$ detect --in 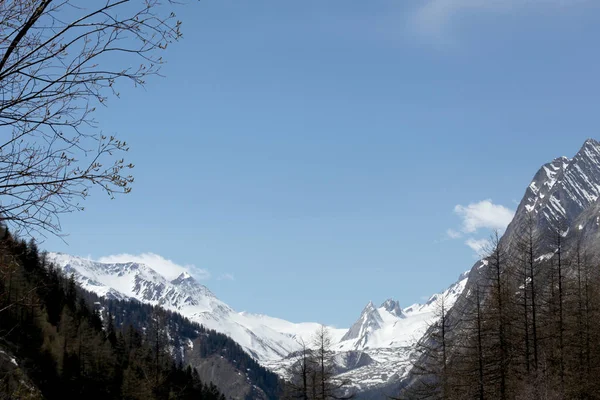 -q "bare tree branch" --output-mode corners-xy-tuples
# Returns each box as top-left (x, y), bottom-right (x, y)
(0, 0), (184, 238)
